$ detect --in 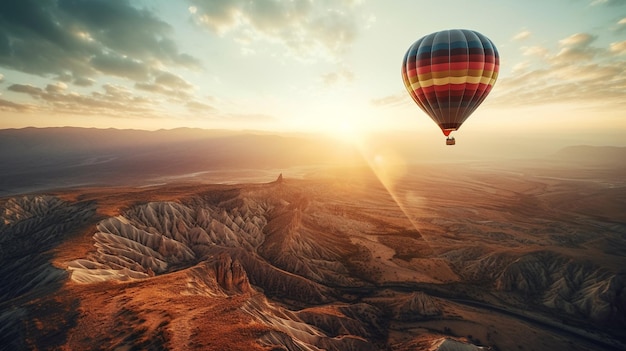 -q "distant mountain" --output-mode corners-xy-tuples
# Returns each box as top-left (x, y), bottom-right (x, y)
(0, 127), (350, 163)
(2, 127), (624, 196)
(551, 145), (626, 166)
(0, 127), (361, 195)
